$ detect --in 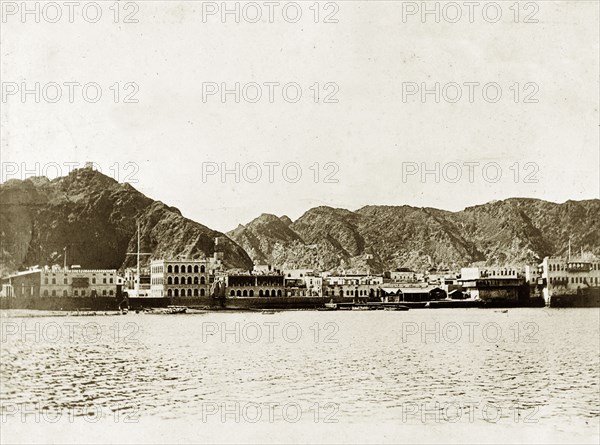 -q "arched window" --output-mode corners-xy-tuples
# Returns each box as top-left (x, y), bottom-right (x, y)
(168, 277), (172, 284)
(230, 290), (235, 296)
(174, 277), (179, 285)
(44, 278), (49, 284)
(194, 277), (199, 284)
(52, 278), (56, 284)
(174, 265), (179, 273)
(200, 277), (205, 284)
(249, 290), (254, 297)
(187, 265), (192, 273)
(187, 277), (192, 284)
(194, 265), (199, 273)
(200, 265), (205, 273)
(194, 289), (199, 296)
(168, 289), (172, 297)
(103, 290), (107, 295)
(236, 290), (242, 297)
(168, 265), (172, 273)
(174, 289), (179, 297)
(243, 290), (248, 297)
(51, 290), (56, 296)
(200, 289), (205, 296)
(187, 289), (192, 296)
(259, 290), (263, 297)
(277, 290), (282, 297)
(63, 290), (68, 297)
(264, 290), (270, 297)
